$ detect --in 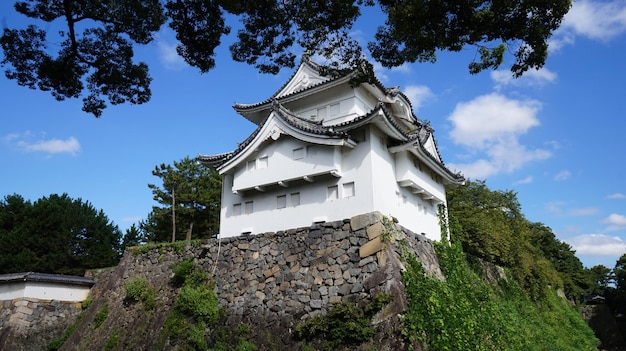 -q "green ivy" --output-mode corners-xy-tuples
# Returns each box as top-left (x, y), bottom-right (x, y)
(401, 241), (600, 351)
